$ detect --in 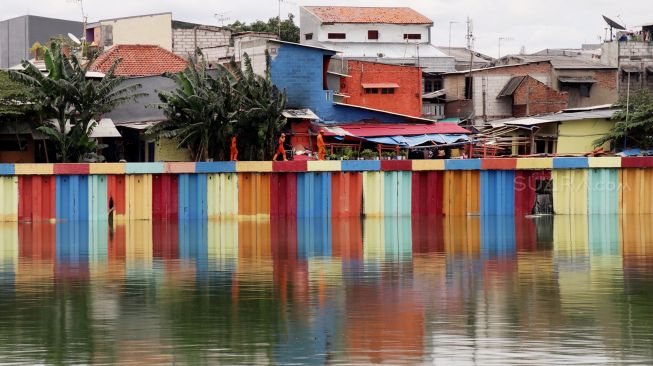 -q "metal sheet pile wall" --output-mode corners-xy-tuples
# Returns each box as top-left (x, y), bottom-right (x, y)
(1, 158), (653, 221)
